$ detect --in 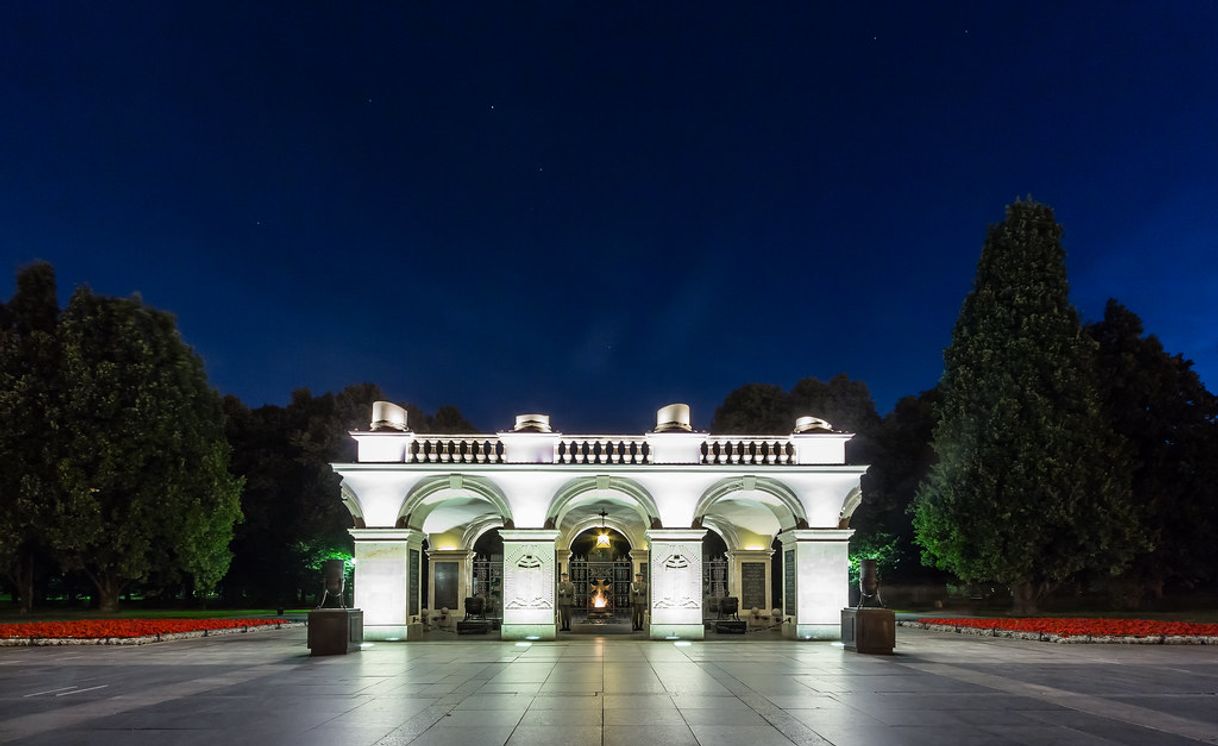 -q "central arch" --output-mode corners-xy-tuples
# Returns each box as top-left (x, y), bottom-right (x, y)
(557, 513), (646, 552)
(545, 475), (661, 529)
